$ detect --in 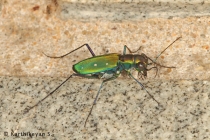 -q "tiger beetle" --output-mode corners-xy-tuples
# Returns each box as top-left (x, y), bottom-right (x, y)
(25, 37), (181, 127)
